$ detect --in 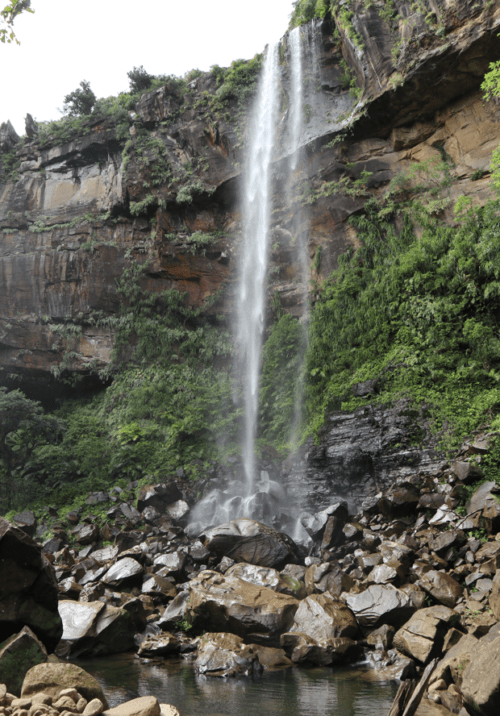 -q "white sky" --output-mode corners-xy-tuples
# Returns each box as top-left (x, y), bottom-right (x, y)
(1, 0), (295, 135)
